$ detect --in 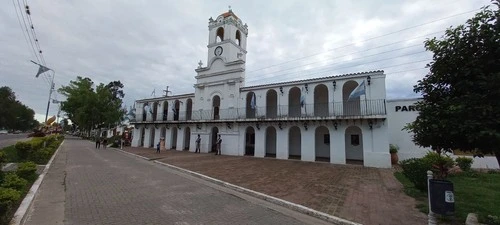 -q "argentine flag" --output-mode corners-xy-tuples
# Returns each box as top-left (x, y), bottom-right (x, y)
(347, 81), (366, 101)
(171, 104), (177, 115)
(300, 93), (306, 108)
(250, 93), (256, 110)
